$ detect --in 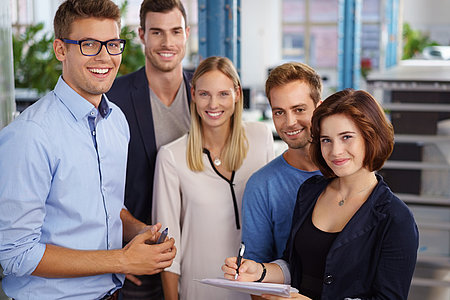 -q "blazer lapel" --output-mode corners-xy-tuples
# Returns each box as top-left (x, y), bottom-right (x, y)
(130, 67), (157, 162)
(329, 177), (389, 251)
